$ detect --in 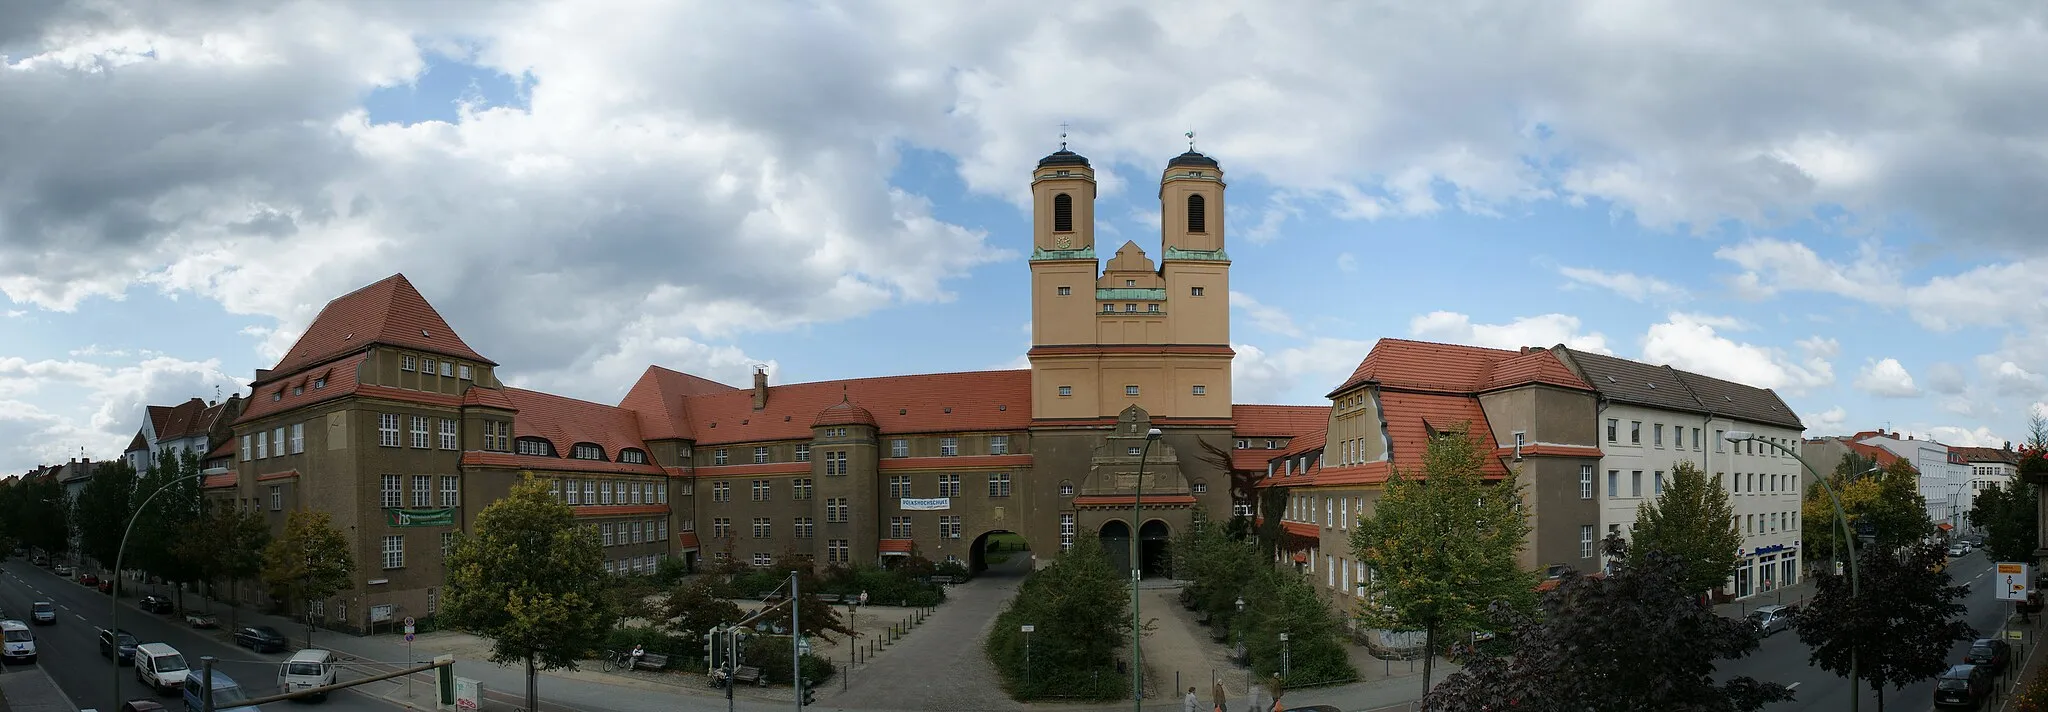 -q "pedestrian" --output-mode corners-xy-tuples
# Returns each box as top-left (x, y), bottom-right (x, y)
(1211, 680), (1228, 712)
(1245, 678), (1273, 712)
(1267, 672), (1286, 712)
(1184, 686), (1199, 712)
